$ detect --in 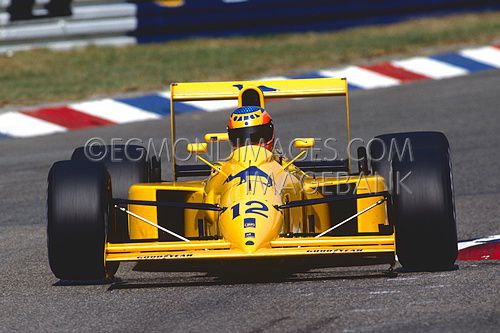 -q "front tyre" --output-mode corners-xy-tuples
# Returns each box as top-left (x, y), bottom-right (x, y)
(47, 160), (115, 281)
(370, 132), (457, 271)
